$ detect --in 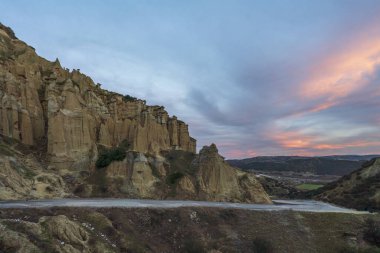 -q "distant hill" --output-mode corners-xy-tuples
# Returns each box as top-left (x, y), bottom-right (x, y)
(312, 158), (380, 211)
(227, 155), (380, 176)
(321, 155), (380, 161)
